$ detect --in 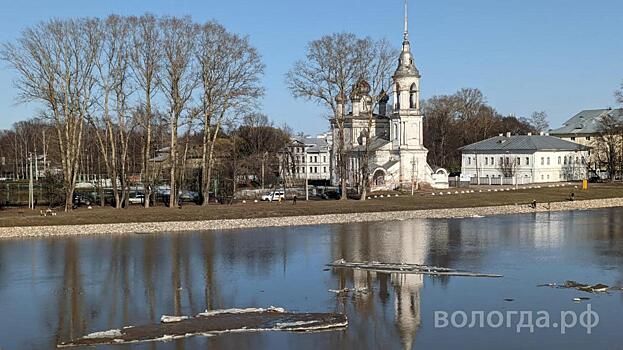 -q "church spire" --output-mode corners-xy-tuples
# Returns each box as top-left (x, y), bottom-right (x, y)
(394, 0), (420, 79)
(404, 0), (409, 41)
